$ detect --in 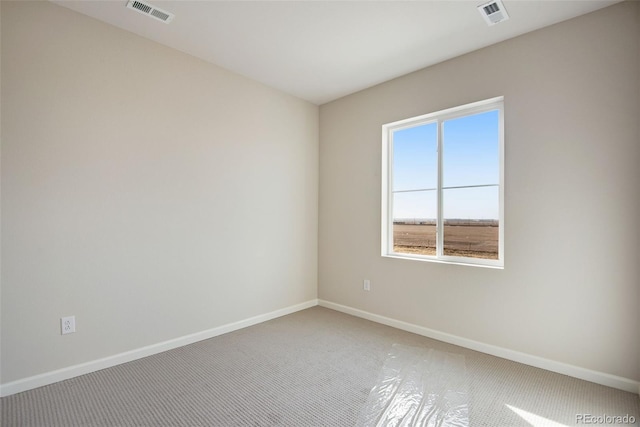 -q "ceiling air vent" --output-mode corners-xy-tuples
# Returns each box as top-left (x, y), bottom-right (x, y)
(477, 0), (509, 26)
(126, 0), (174, 24)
